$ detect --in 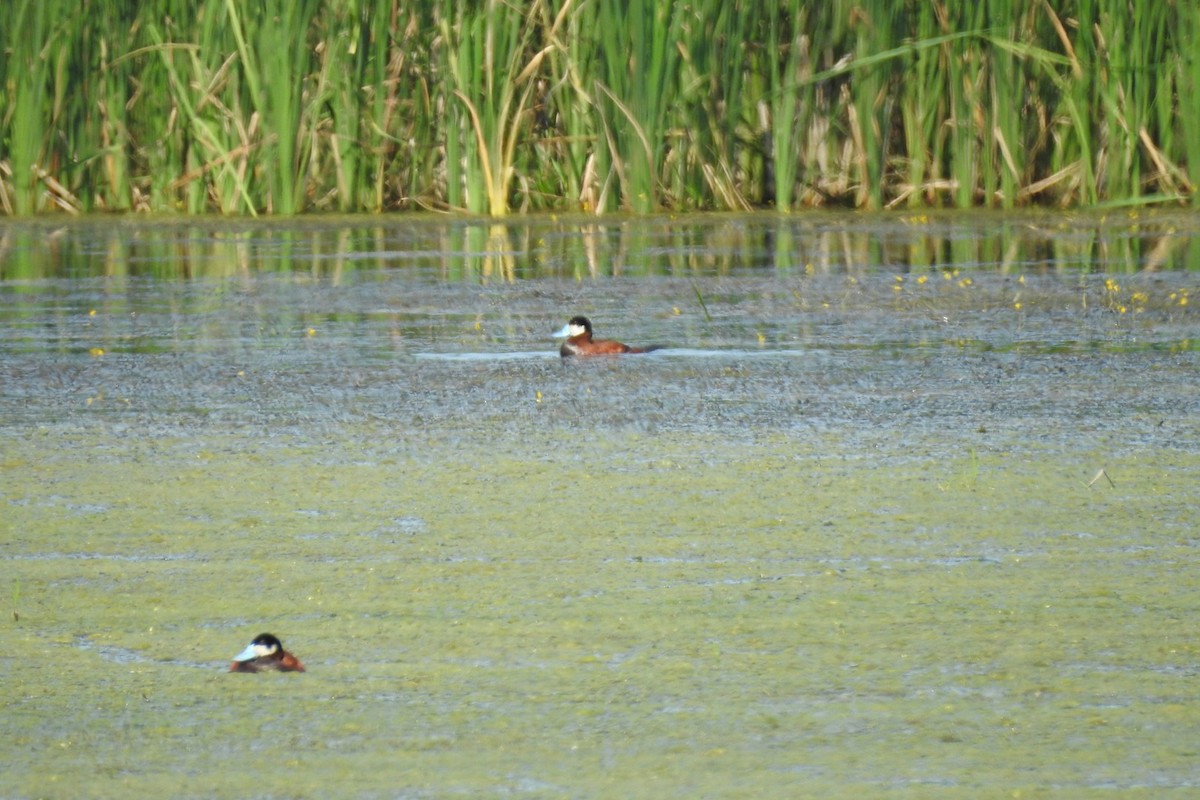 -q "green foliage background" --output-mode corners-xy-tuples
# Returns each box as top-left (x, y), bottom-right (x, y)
(2, 0), (1196, 215)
